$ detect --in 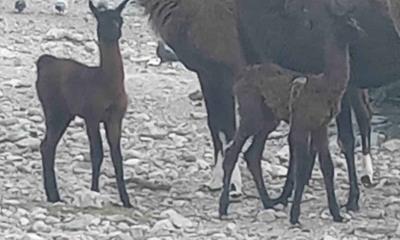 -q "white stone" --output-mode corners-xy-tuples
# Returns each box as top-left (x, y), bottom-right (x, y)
(276, 145), (290, 161)
(168, 133), (188, 148)
(256, 209), (276, 223)
(323, 235), (338, 240)
(130, 225), (150, 237)
(125, 158), (141, 166)
(147, 58), (161, 66)
(15, 137), (41, 150)
(31, 206), (48, 220)
(32, 220), (52, 233)
(382, 139), (400, 152)
(2, 209), (14, 217)
(160, 209), (193, 229)
(150, 219), (175, 233)
(267, 163), (288, 177)
(20, 217), (30, 226)
(2, 79), (30, 88)
(73, 188), (109, 208)
(21, 233), (45, 240)
(44, 28), (84, 42)
(125, 149), (145, 159)
(44, 216), (60, 224)
(190, 111), (207, 120)
(197, 159), (209, 170)
(226, 222), (236, 233)
(211, 233), (227, 240)
(64, 217), (91, 231)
